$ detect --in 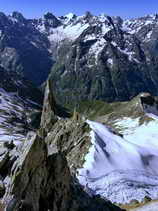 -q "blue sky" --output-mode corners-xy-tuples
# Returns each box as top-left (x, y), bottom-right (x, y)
(0, 0), (158, 19)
